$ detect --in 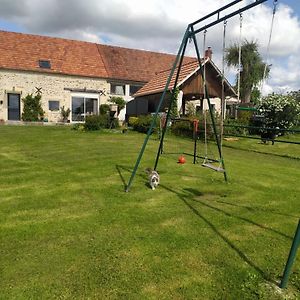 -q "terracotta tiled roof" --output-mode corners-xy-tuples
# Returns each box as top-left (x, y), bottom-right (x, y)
(0, 31), (108, 78)
(134, 60), (204, 97)
(0, 30), (195, 82)
(98, 44), (196, 83)
(134, 59), (236, 97)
